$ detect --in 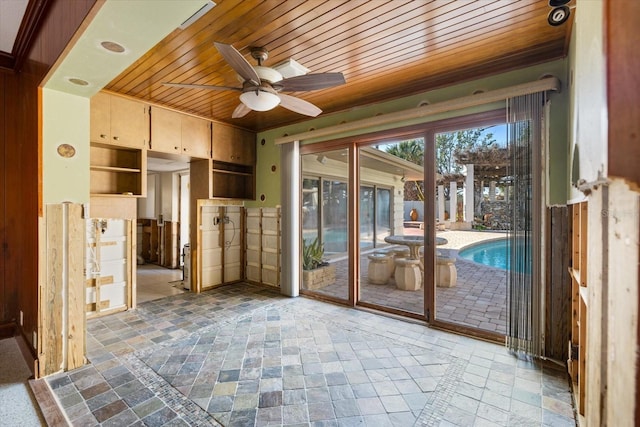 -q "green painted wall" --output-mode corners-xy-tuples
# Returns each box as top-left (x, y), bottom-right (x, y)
(42, 89), (90, 204)
(249, 59), (569, 208)
(567, 0), (607, 202)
